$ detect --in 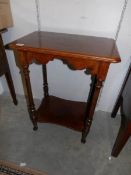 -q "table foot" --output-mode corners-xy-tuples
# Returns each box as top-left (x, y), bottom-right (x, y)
(31, 117), (38, 131)
(33, 126), (38, 131)
(81, 137), (86, 144)
(81, 119), (92, 143)
(13, 98), (18, 105)
(28, 110), (38, 131)
(81, 129), (89, 143)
